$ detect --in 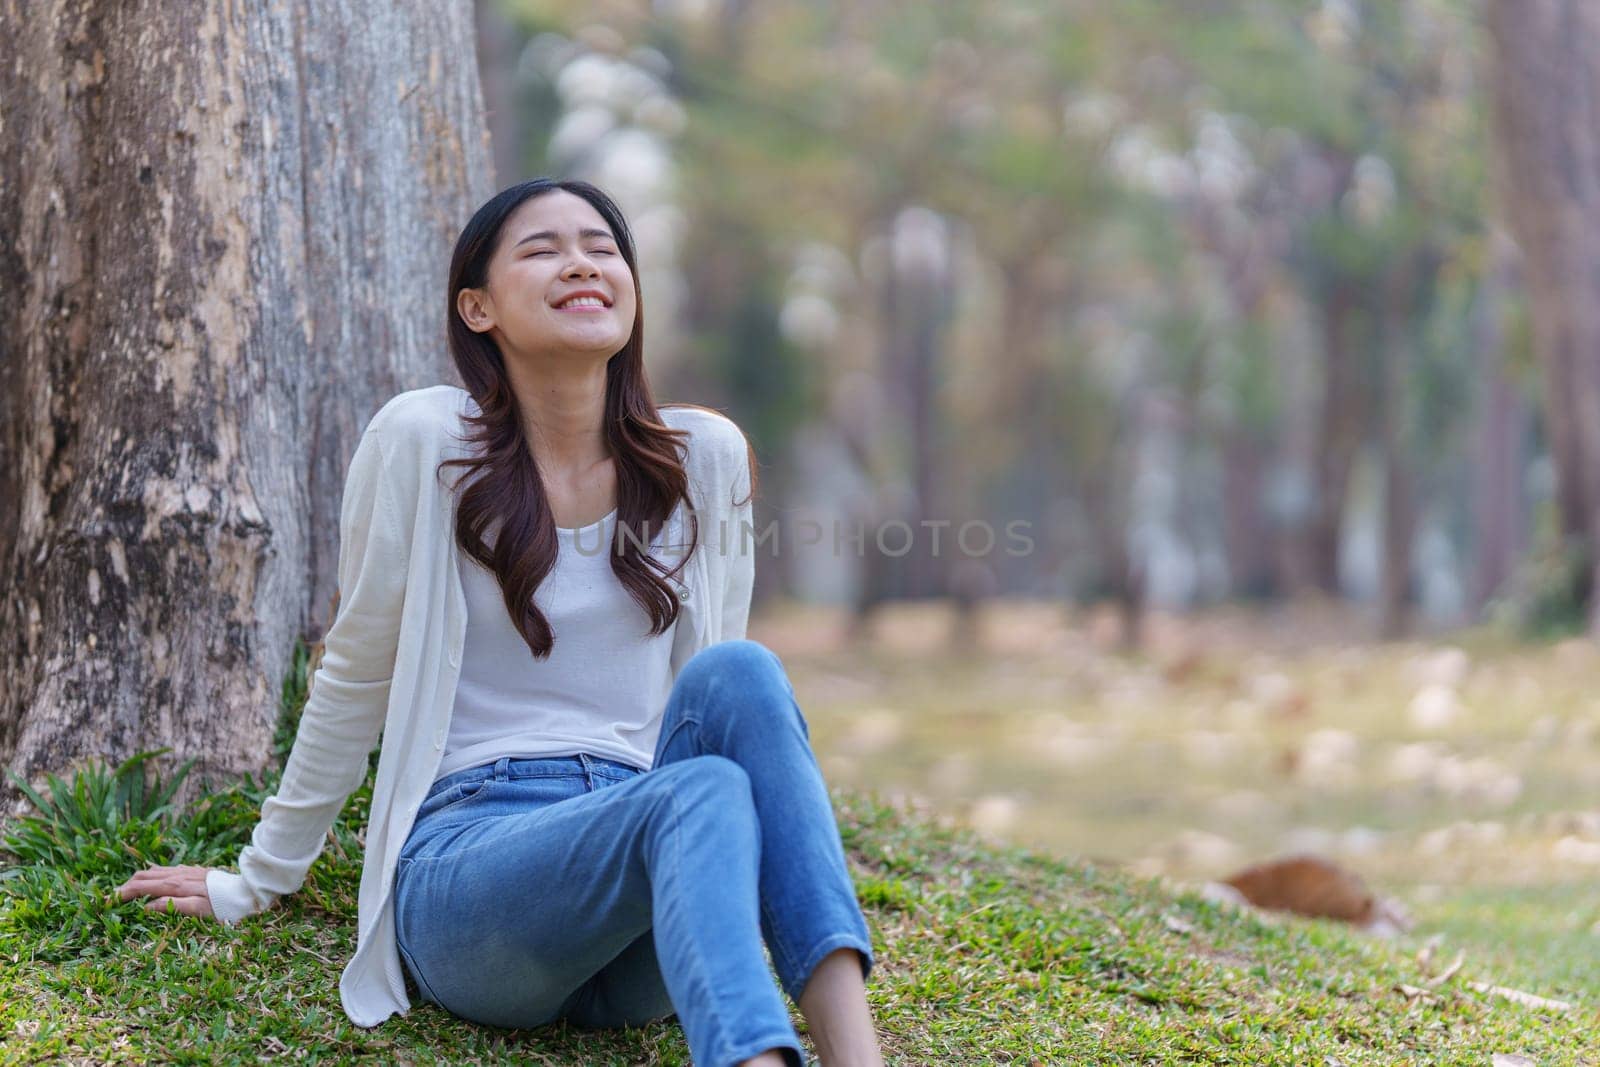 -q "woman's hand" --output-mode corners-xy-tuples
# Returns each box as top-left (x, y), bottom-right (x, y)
(115, 864), (217, 919)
